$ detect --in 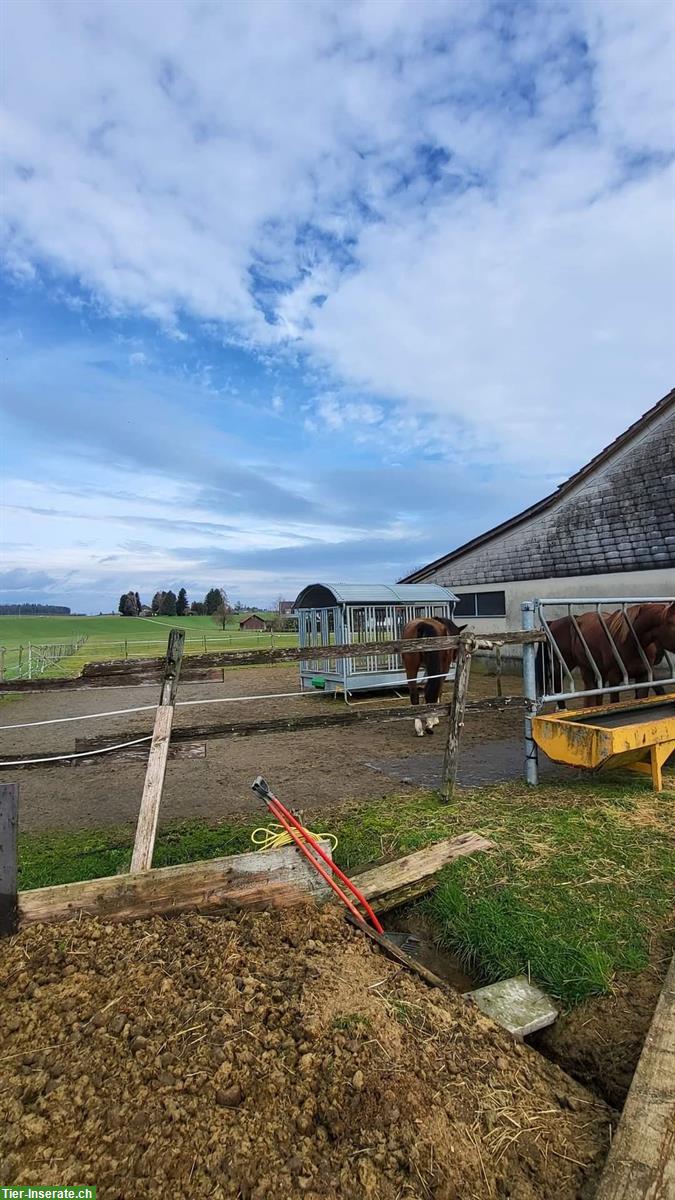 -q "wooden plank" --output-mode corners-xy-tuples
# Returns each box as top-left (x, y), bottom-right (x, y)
(130, 631), (184, 873)
(0, 630), (542, 693)
(442, 635), (475, 802)
(18, 842), (332, 926)
(352, 832), (495, 914)
(73, 741), (206, 764)
(130, 707), (174, 872)
(76, 628), (540, 671)
(594, 954), (675, 1200)
(0, 666), (223, 694)
(0, 782), (19, 935)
